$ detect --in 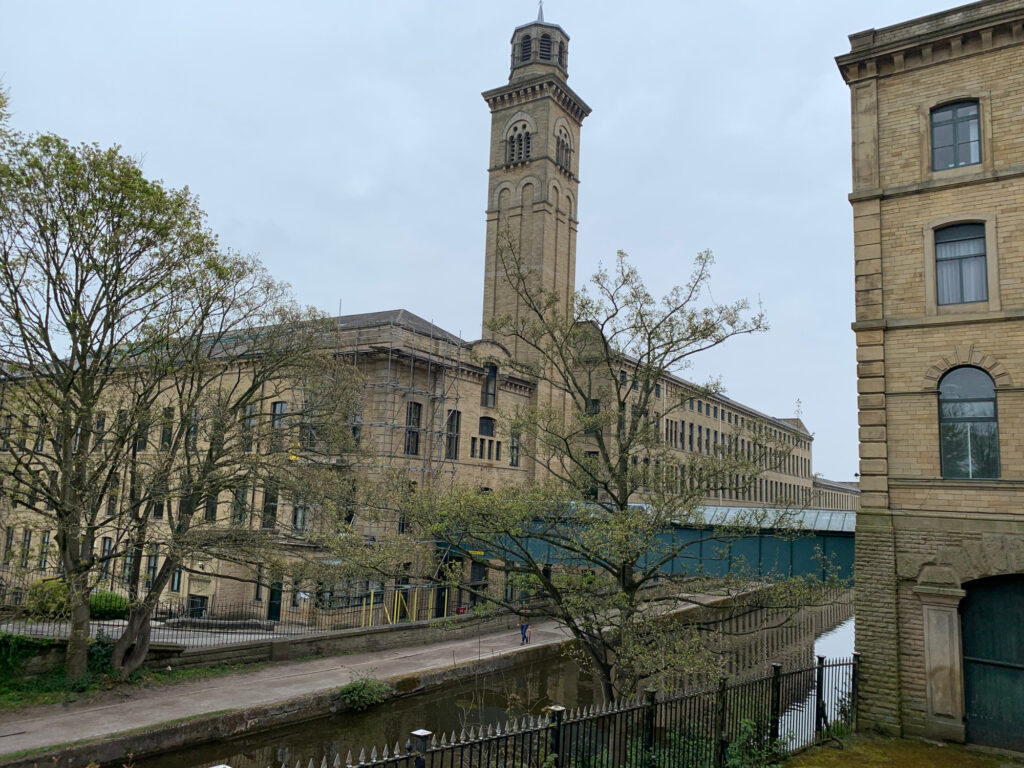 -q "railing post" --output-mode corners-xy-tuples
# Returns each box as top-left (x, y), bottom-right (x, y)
(410, 728), (432, 768)
(769, 662), (782, 742)
(643, 688), (658, 768)
(851, 652), (860, 732)
(714, 676), (728, 768)
(814, 655), (826, 741)
(545, 704), (566, 767)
